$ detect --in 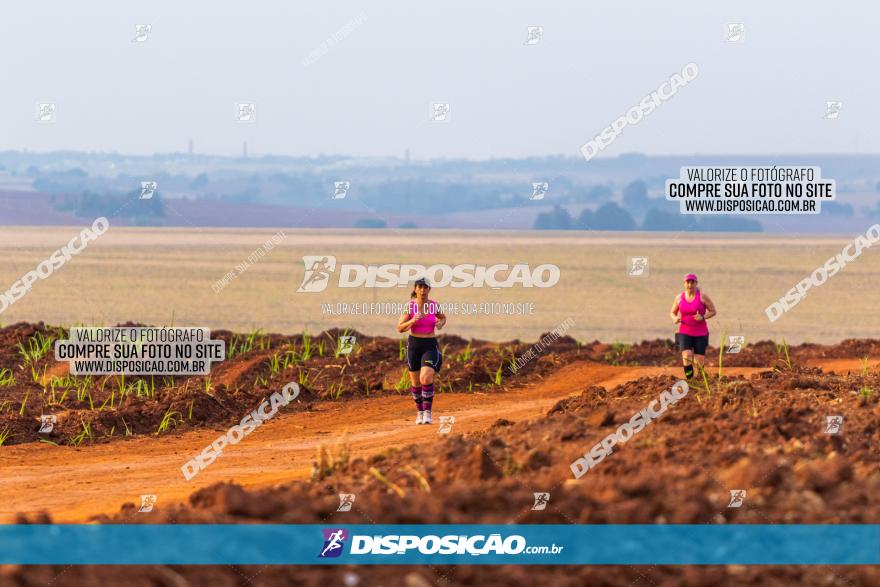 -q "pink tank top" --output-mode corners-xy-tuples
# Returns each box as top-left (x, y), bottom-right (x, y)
(678, 289), (708, 336)
(408, 299), (438, 334)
